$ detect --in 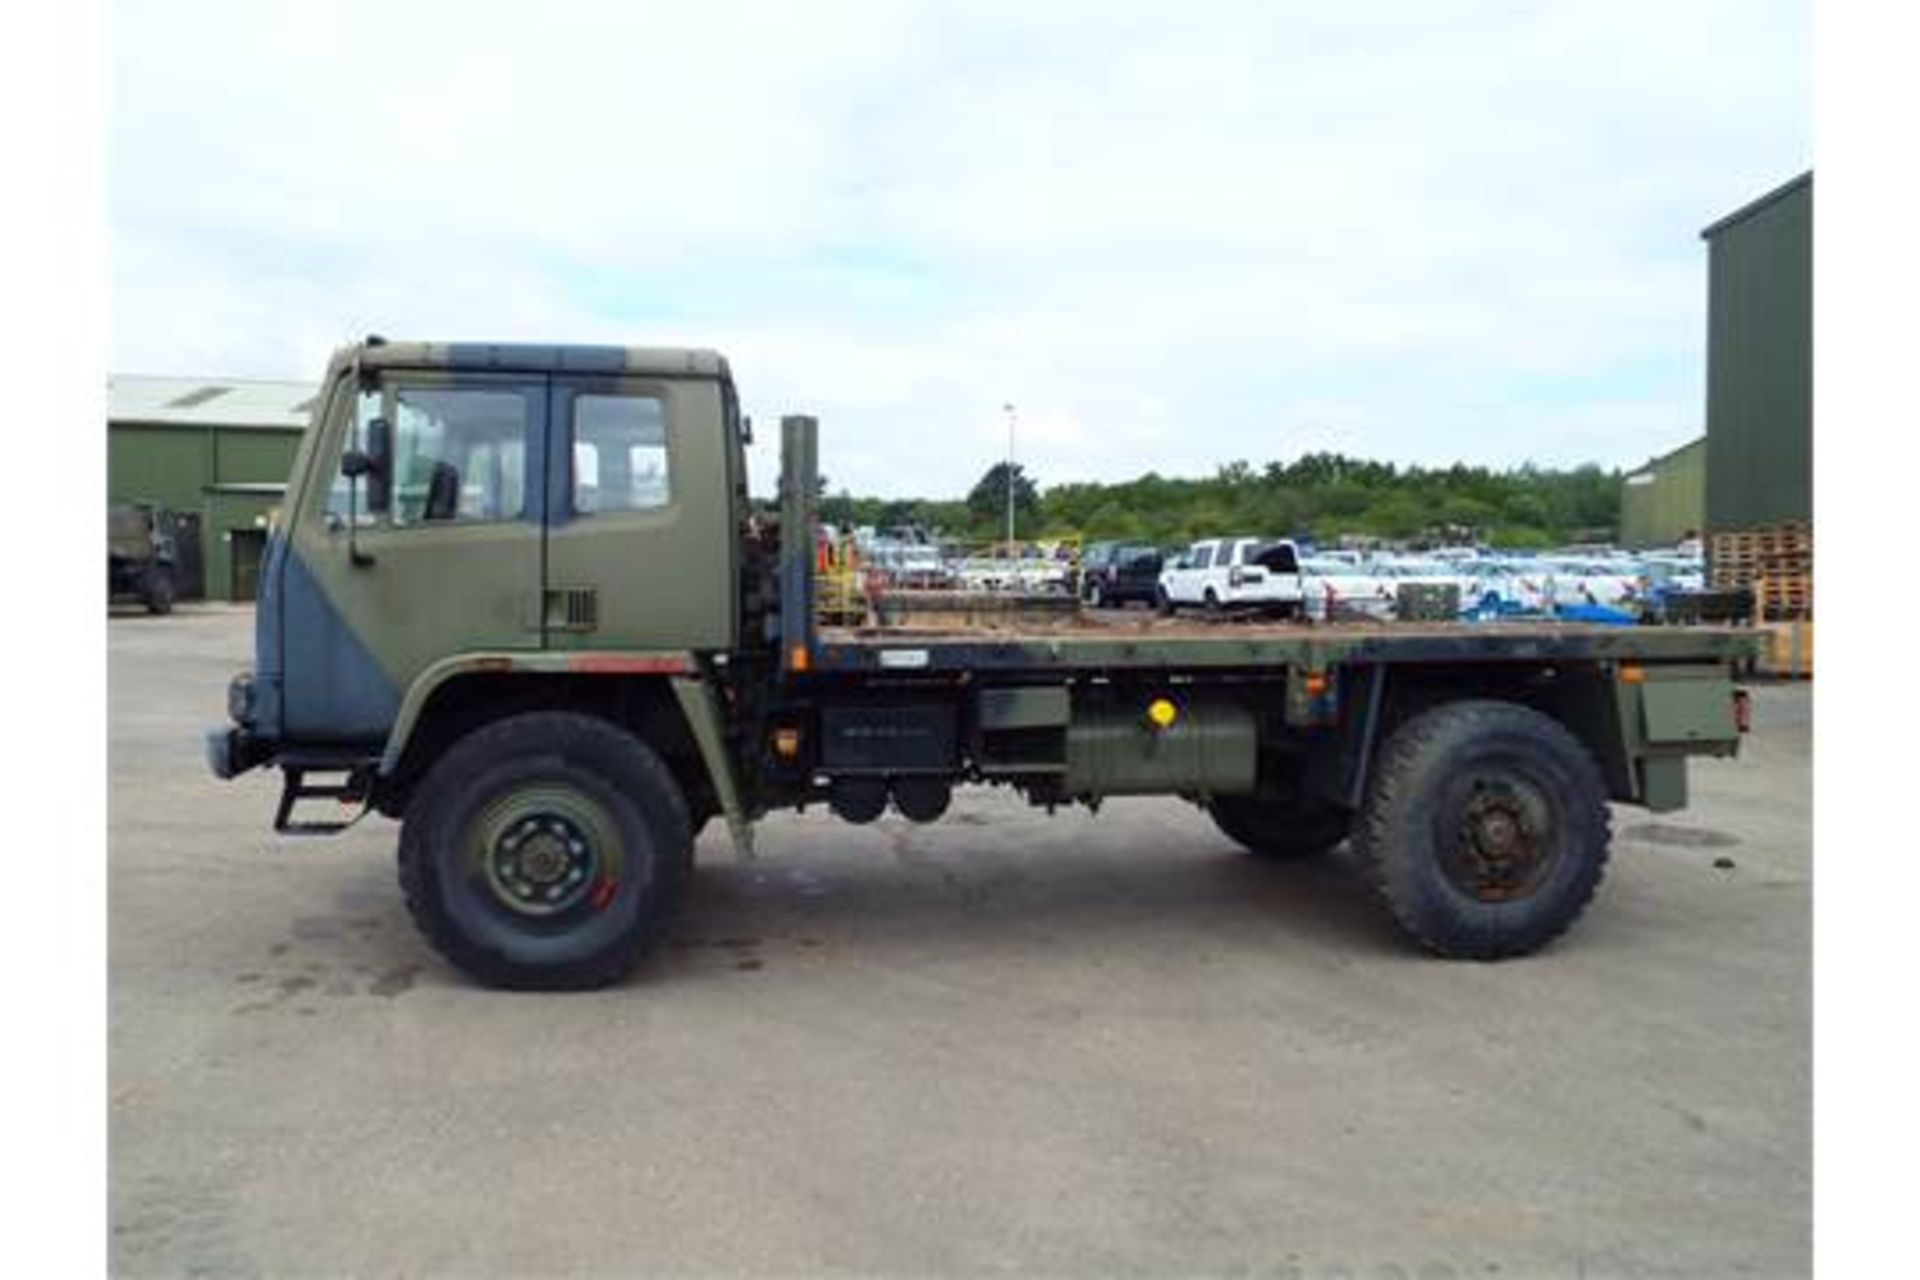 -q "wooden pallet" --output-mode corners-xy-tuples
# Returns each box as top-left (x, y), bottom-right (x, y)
(1710, 523), (1813, 617)
(1753, 574), (1812, 621)
(1753, 619), (1814, 679)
